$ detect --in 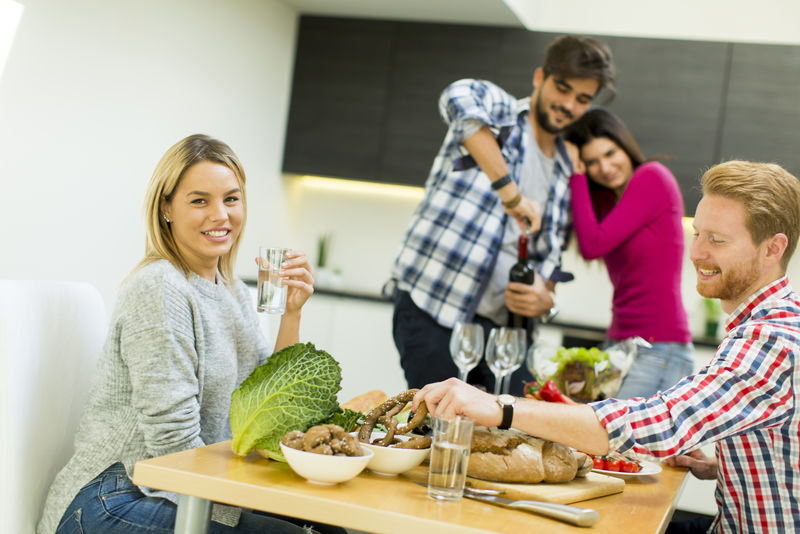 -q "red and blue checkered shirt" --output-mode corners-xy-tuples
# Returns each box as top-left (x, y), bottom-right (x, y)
(593, 276), (800, 533)
(391, 79), (573, 328)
